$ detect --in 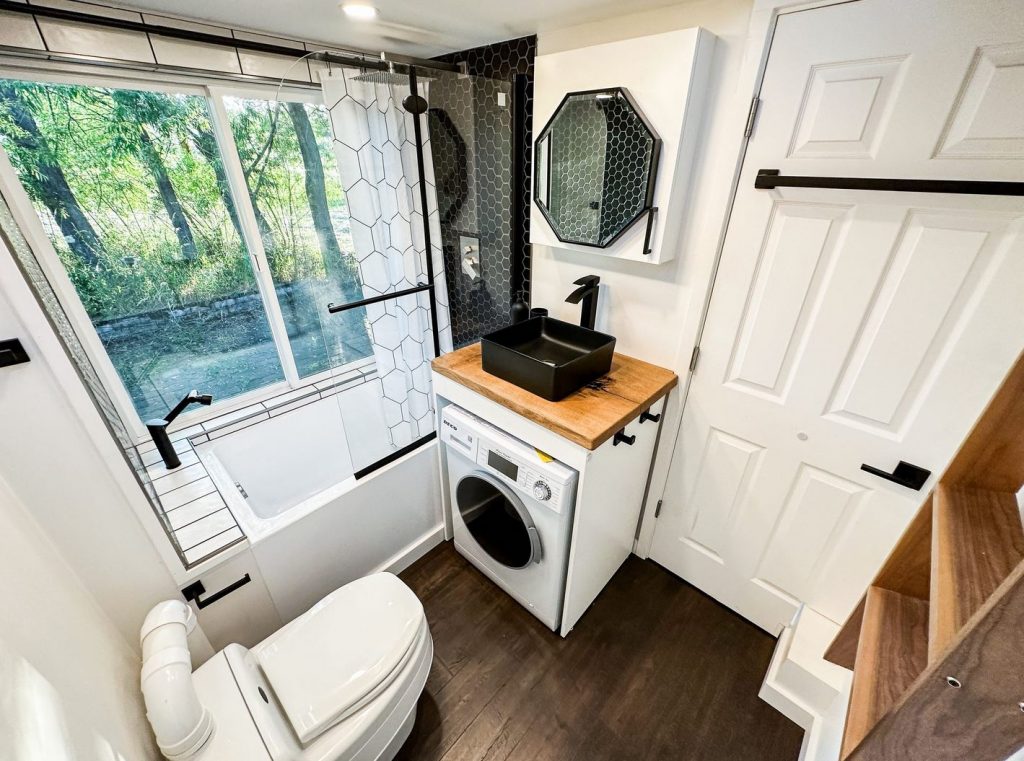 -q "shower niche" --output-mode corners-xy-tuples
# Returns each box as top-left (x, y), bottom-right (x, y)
(534, 88), (661, 250)
(530, 28), (715, 265)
